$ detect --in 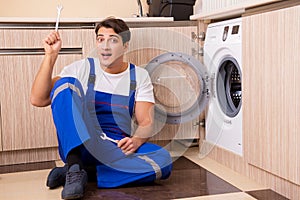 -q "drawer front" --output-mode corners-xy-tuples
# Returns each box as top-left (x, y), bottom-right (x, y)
(0, 29), (82, 48)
